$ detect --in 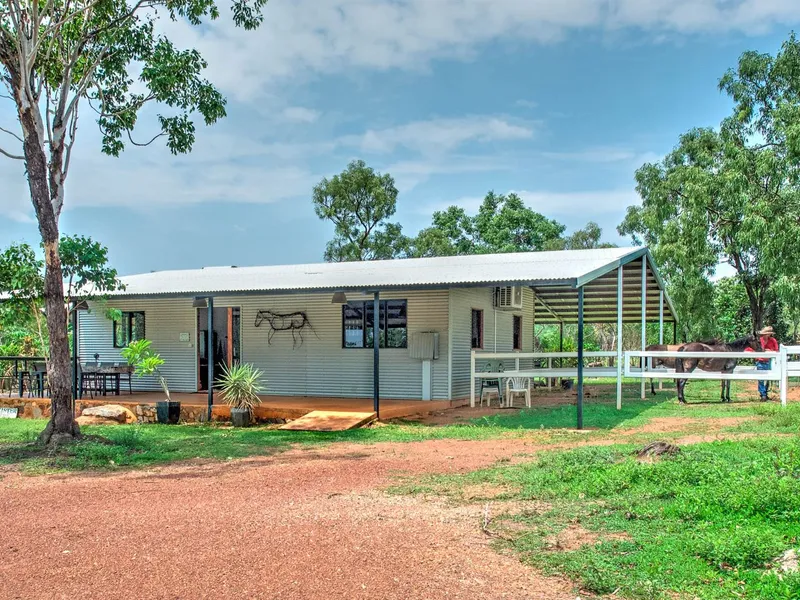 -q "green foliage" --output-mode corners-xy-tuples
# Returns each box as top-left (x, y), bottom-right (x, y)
(59, 235), (123, 301)
(621, 35), (800, 336)
(2, 0), (267, 159)
(0, 236), (122, 305)
(0, 243), (44, 302)
(712, 277), (753, 339)
(544, 221), (617, 251)
(313, 160), (408, 262)
(411, 192), (570, 257)
(775, 276), (800, 341)
(121, 339), (171, 400)
(216, 363), (264, 410)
